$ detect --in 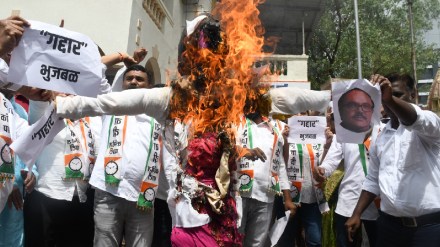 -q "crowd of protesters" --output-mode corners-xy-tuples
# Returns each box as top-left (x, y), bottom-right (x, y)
(0, 12), (439, 247)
